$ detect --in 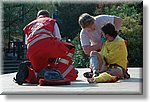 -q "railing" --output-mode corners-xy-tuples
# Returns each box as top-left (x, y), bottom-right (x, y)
(4, 41), (26, 60)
